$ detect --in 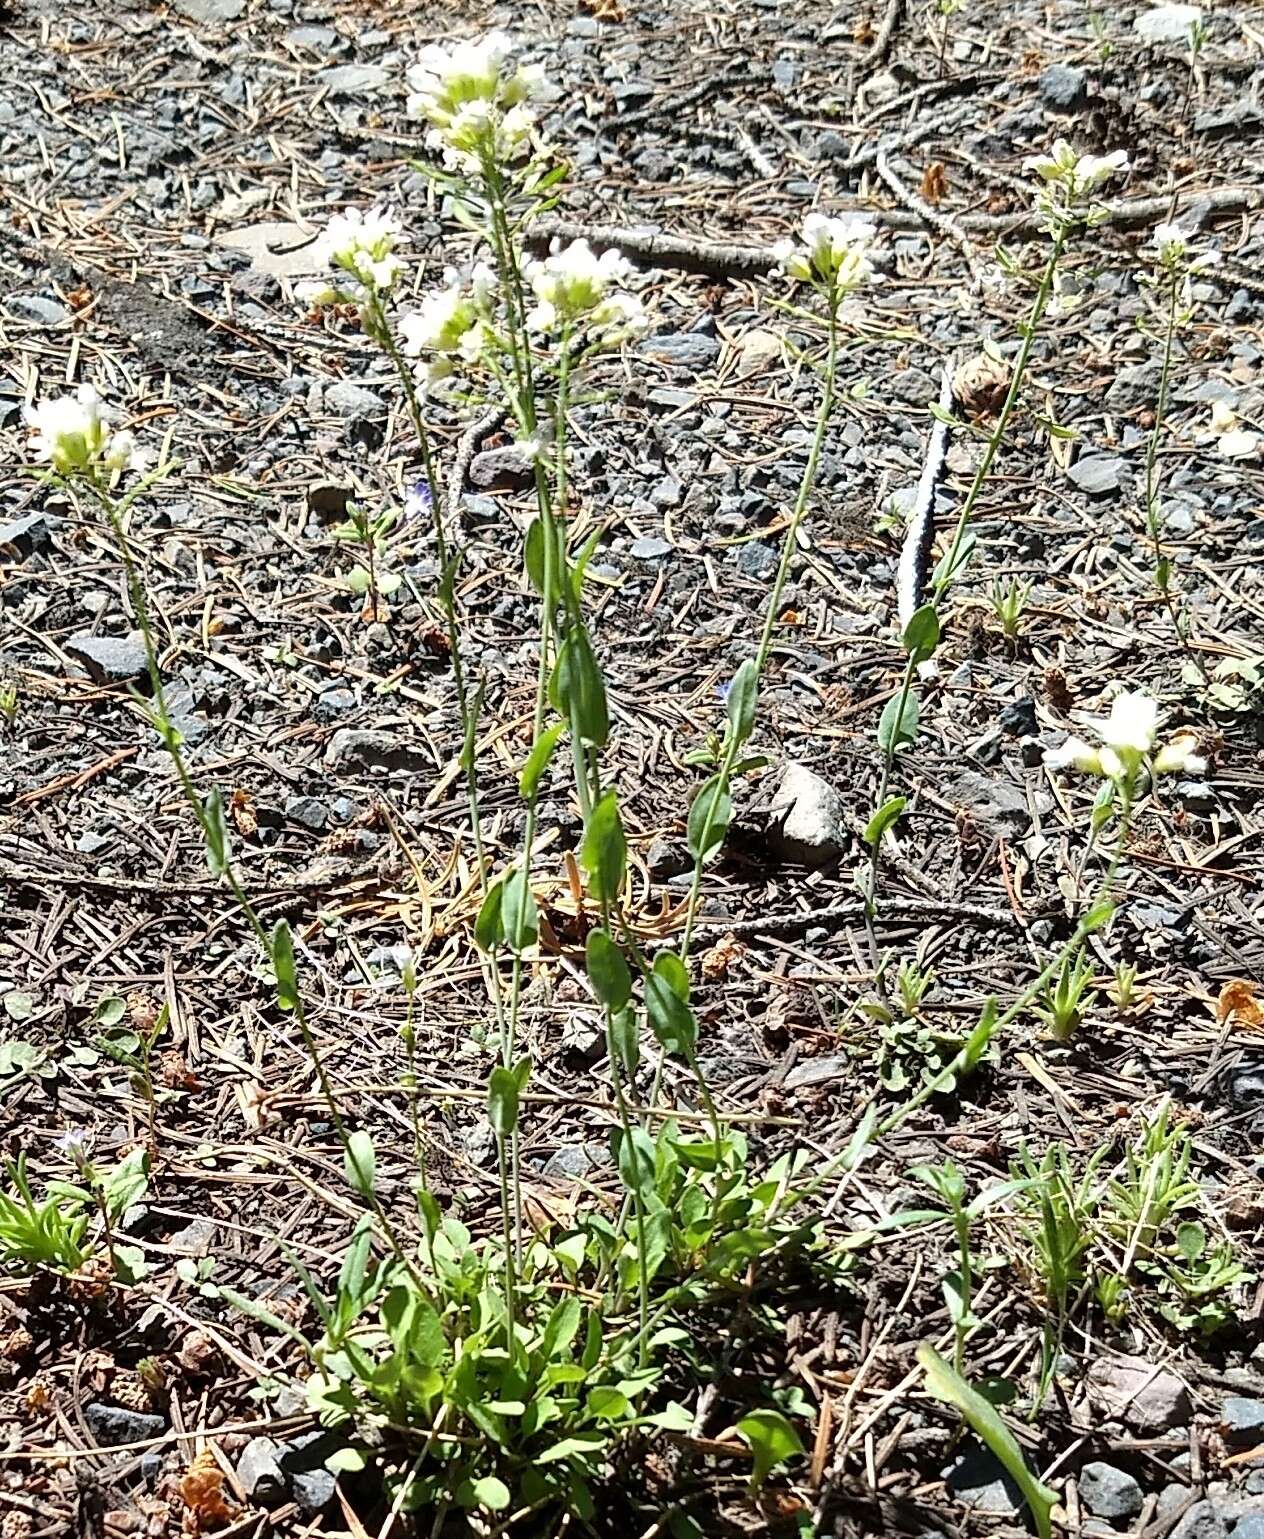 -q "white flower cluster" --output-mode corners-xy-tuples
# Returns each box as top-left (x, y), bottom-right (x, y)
(26, 384), (147, 478)
(298, 206), (405, 309)
(406, 30), (546, 173)
(524, 239), (645, 341)
(1024, 140), (1129, 231)
(1046, 688), (1205, 784)
(774, 212), (876, 295)
(1151, 220), (1219, 278)
(398, 266), (495, 394)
